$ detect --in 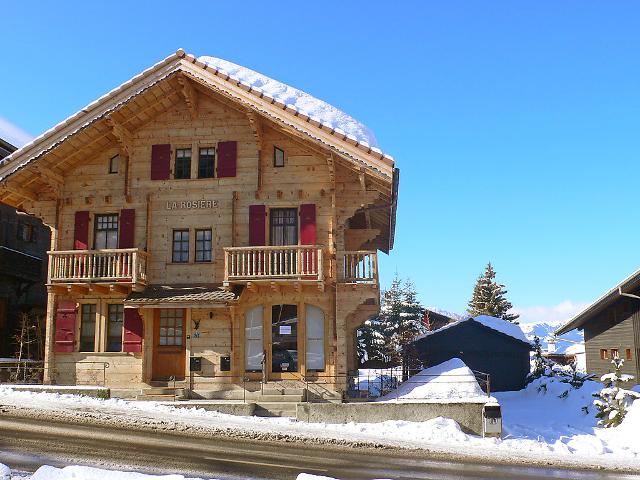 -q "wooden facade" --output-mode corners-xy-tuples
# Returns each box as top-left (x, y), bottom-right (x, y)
(556, 273), (640, 384)
(0, 51), (398, 395)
